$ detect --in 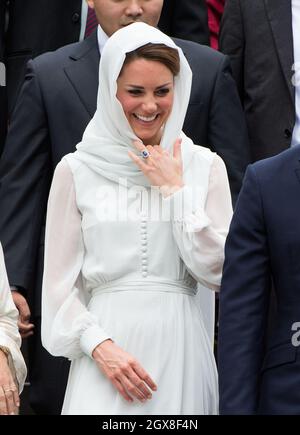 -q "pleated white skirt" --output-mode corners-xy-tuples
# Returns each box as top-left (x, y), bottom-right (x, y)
(62, 285), (218, 415)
